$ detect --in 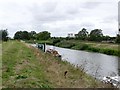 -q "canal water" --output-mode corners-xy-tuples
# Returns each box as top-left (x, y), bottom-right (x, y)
(46, 45), (119, 80)
(30, 44), (119, 80)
